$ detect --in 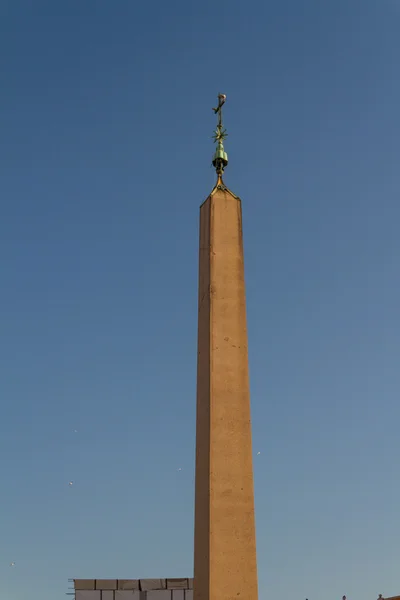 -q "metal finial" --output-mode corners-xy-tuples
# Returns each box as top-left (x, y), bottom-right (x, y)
(212, 93), (228, 178)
